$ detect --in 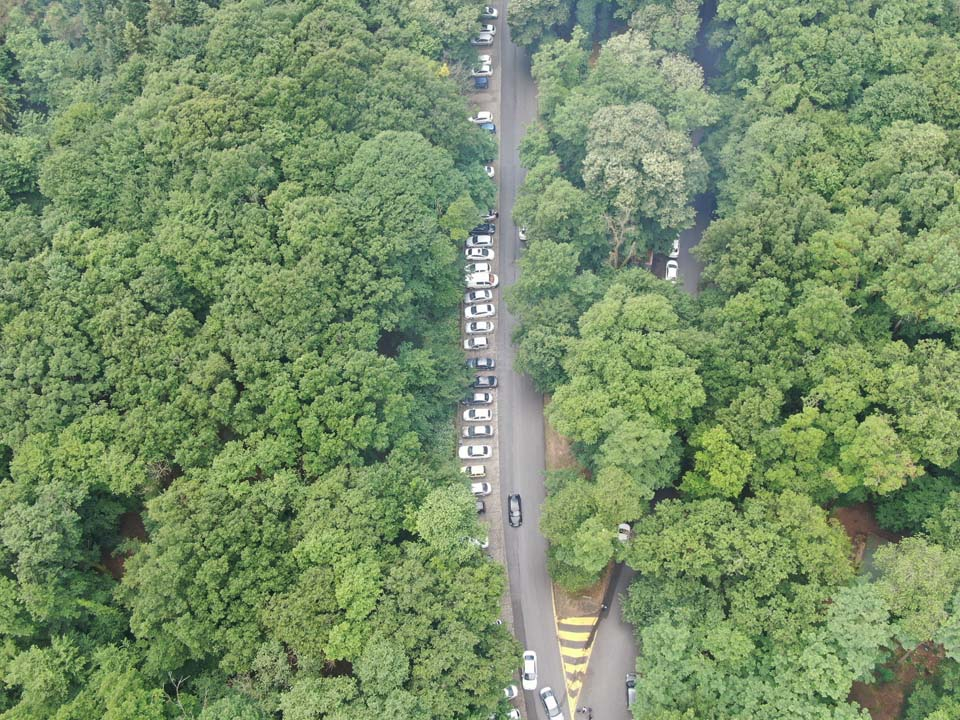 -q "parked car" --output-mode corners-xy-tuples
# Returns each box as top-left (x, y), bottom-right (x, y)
(465, 262), (492, 275)
(481, 209), (498, 221)
(477, 53), (493, 65)
(539, 687), (561, 718)
(471, 33), (494, 46)
(470, 63), (492, 78)
(464, 336), (489, 350)
(669, 236), (680, 259)
(506, 711), (520, 720)
(467, 535), (490, 549)
(508, 493), (522, 527)
(466, 247), (494, 261)
(471, 481), (492, 495)
(476, 499), (486, 513)
(467, 235), (493, 248)
(458, 445), (491, 460)
(461, 464), (486, 477)
(480, 5), (498, 19)
(465, 357), (495, 370)
(466, 272), (499, 289)
(461, 392), (493, 405)
(626, 673), (637, 708)
(465, 289), (493, 304)
(465, 303), (495, 319)
(474, 76), (489, 90)
(469, 110), (493, 123)
(472, 223), (496, 234)
(463, 425), (494, 439)
(480, 122), (496, 134)
(465, 320), (494, 334)
(665, 259), (679, 283)
(518, 226), (527, 242)
(503, 684), (518, 700)
(480, 23), (496, 34)
(617, 523), (632, 542)
(472, 375), (498, 389)
(462, 407), (492, 421)
(484, 164), (496, 177)
(521, 651), (538, 690)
